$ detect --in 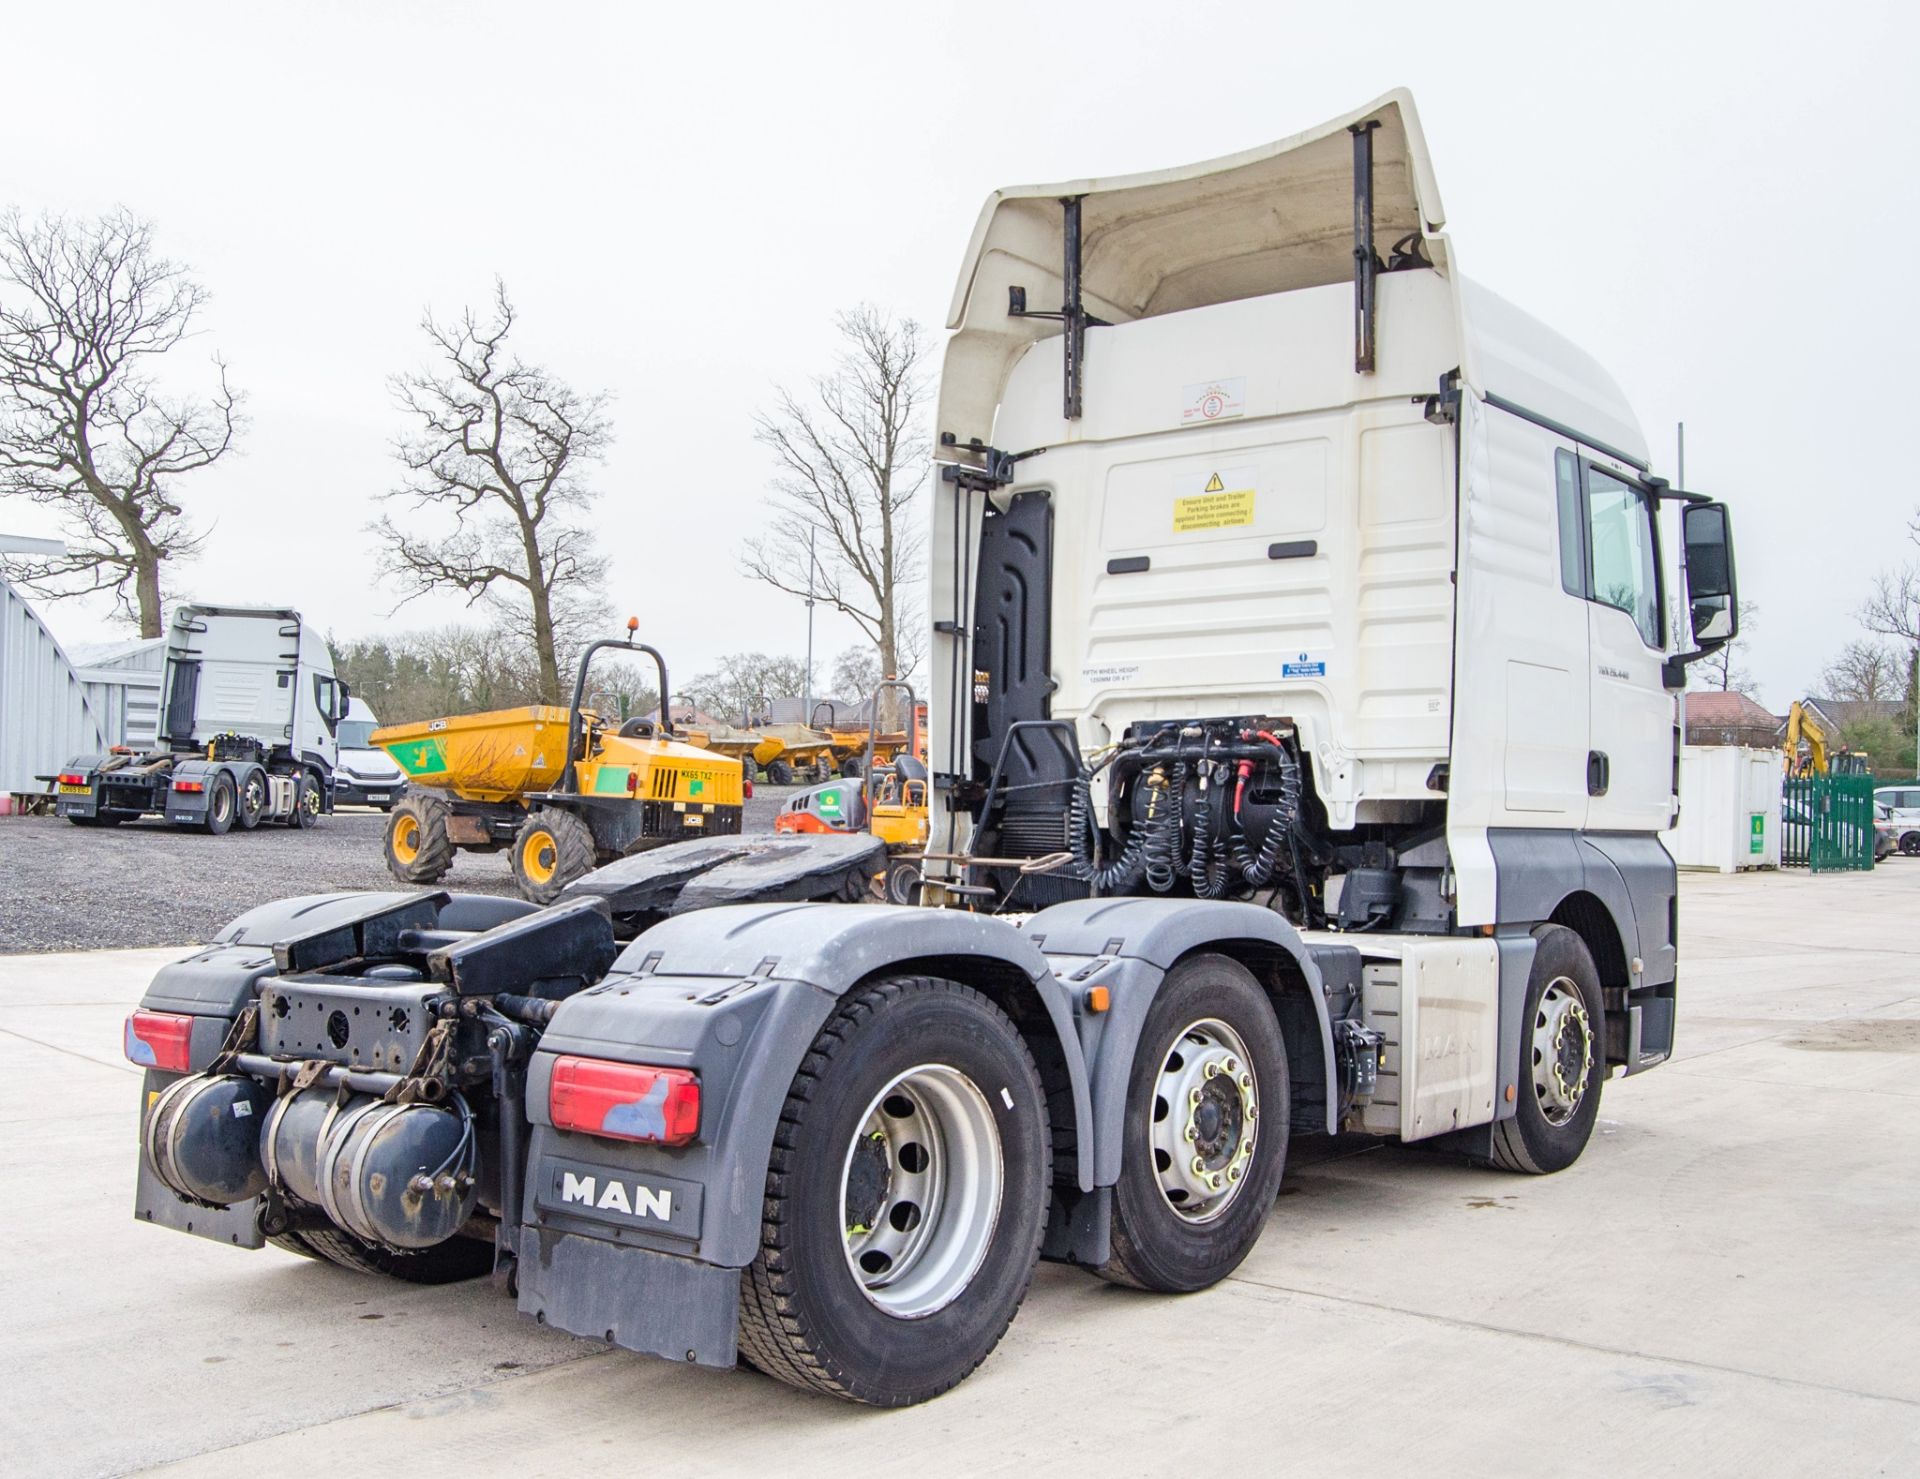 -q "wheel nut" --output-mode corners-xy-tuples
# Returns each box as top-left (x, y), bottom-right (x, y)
(1204, 1062), (1219, 1079)
(1186, 1126), (1197, 1142)
(1229, 1166), (1241, 1182)
(1191, 1156), (1207, 1176)
(1210, 1174), (1223, 1190)
(1190, 1088), (1201, 1105)
(1226, 1058), (1239, 1074)
(1238, 1073), (1252, 1091)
